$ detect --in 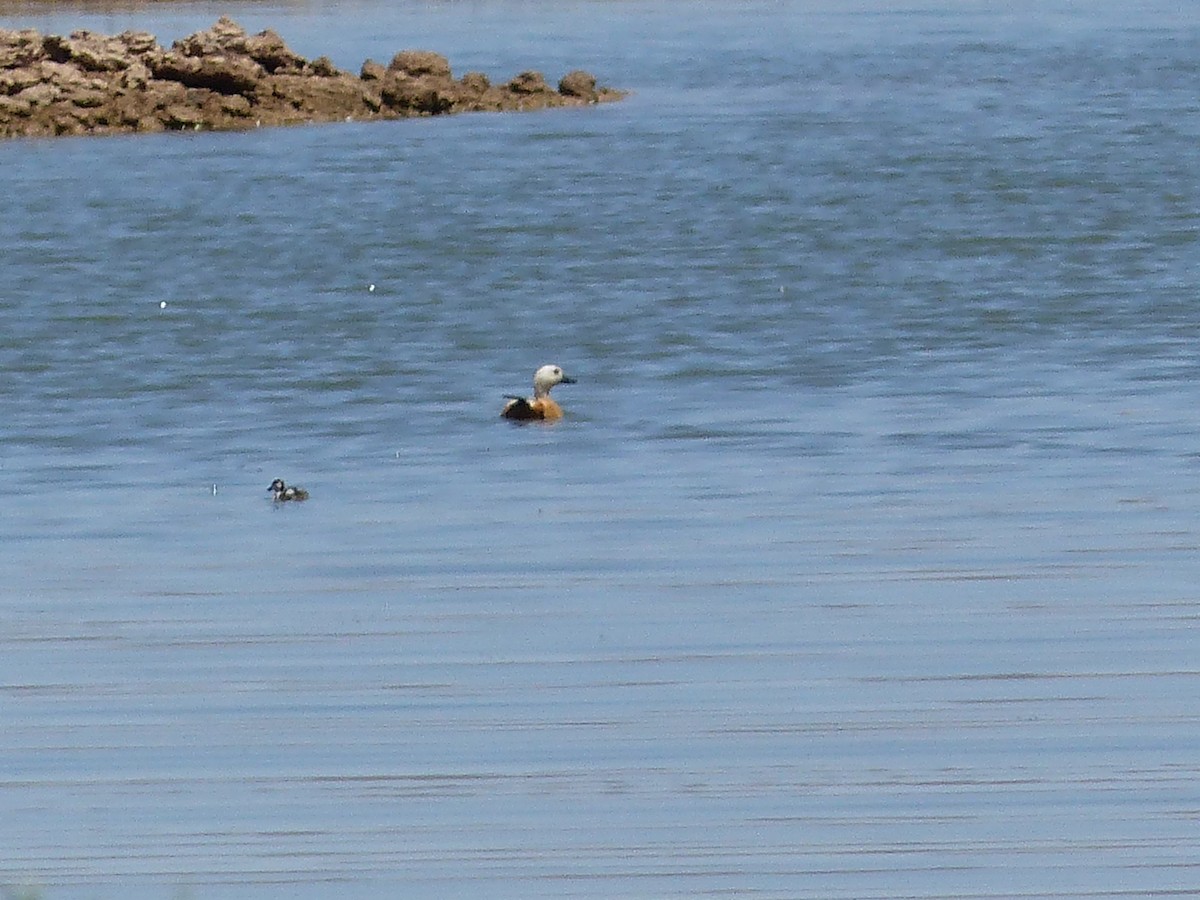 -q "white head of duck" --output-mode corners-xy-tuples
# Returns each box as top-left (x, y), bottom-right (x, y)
(501, 364), (576, 421)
